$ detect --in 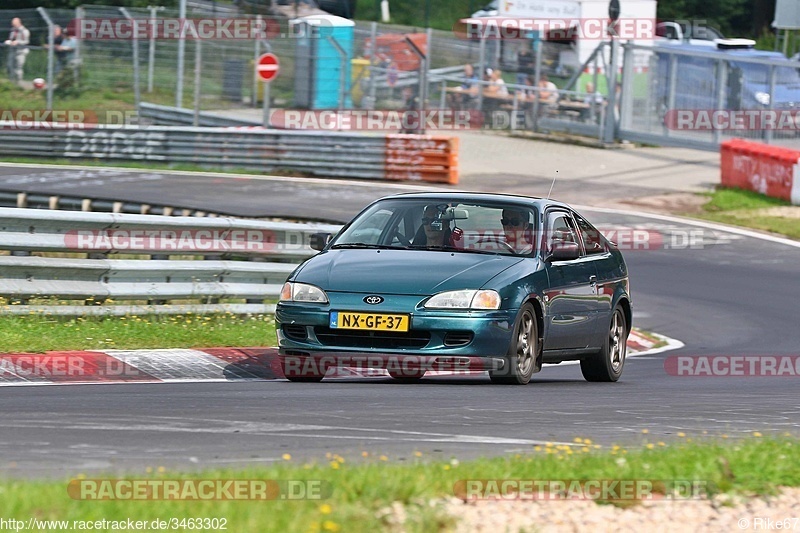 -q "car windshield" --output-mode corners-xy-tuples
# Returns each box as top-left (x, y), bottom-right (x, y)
(731, 61), (800, 85)
(331, 199), (538, 256)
